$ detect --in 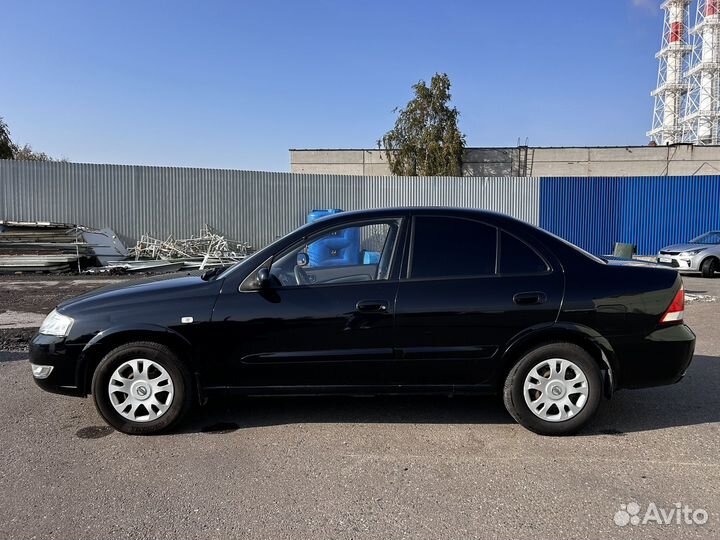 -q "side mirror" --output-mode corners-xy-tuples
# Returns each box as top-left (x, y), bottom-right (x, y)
(256, 267), (271, 288)
(296, 252), (309, 267)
